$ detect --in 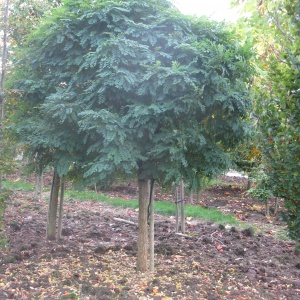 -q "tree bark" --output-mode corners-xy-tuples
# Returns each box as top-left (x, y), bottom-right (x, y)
(174, 186), (179, 233)
(34, 172), (43, 201)
(196, 189), (201, 204)
(189, 191), (194, 204)
(137, 178), (149, 272)
(39, 173), (44, 201)
(149, 179), (155, 272)
(46, 171), (60, 240)
(274, 197), (279, 215)
(180, 178), (185, 234)
(265, 200), (270, 217)
(247, 179), (252, 190)
(57, 180), (65, 240)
